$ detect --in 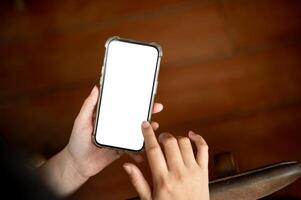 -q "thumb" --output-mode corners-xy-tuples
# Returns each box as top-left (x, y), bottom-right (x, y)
(123, 163), (151, 200)
(76, 86), (99, 125)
